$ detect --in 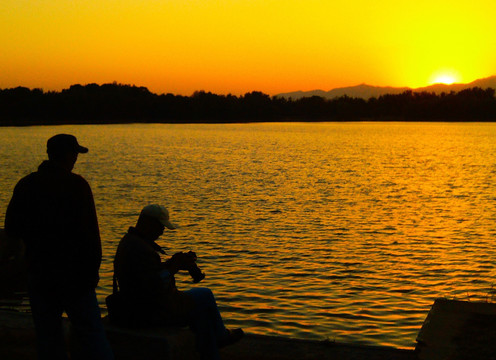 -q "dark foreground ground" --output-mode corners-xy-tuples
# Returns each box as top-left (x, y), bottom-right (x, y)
(220, 334), (416, 360)
(5, 299), (496, 359)
(0, 310), (416, 360)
